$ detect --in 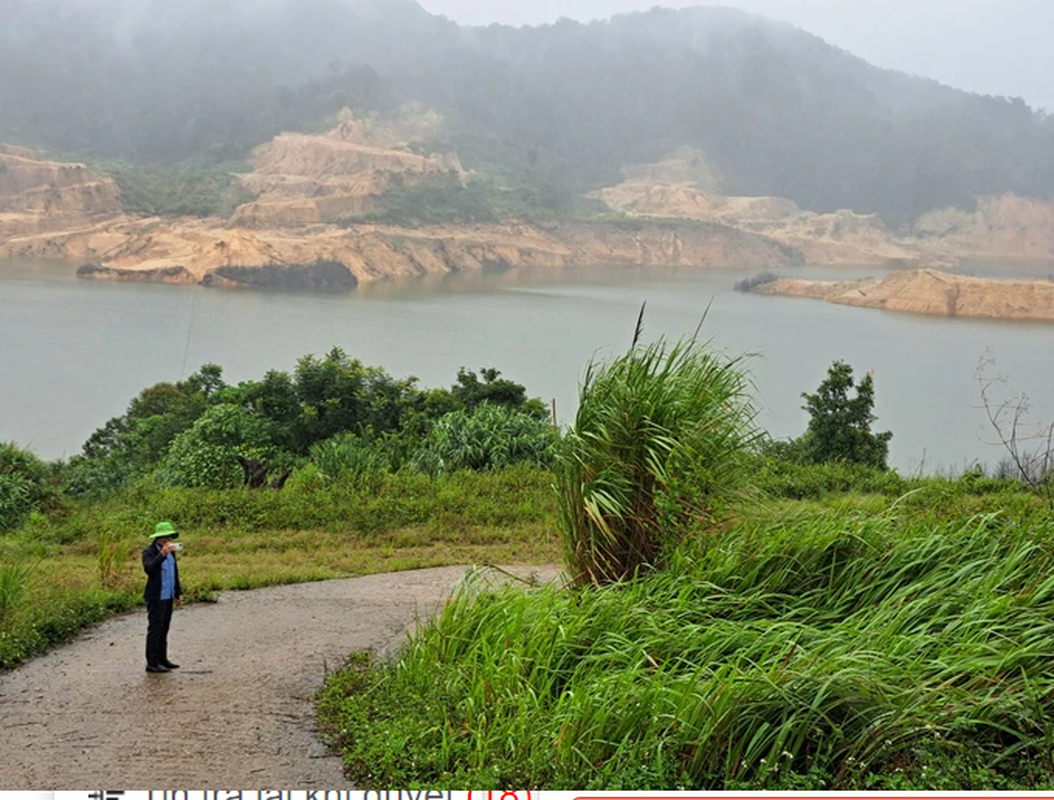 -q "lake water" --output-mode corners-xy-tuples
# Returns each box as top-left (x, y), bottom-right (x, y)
(2, 257), (1053, 474)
